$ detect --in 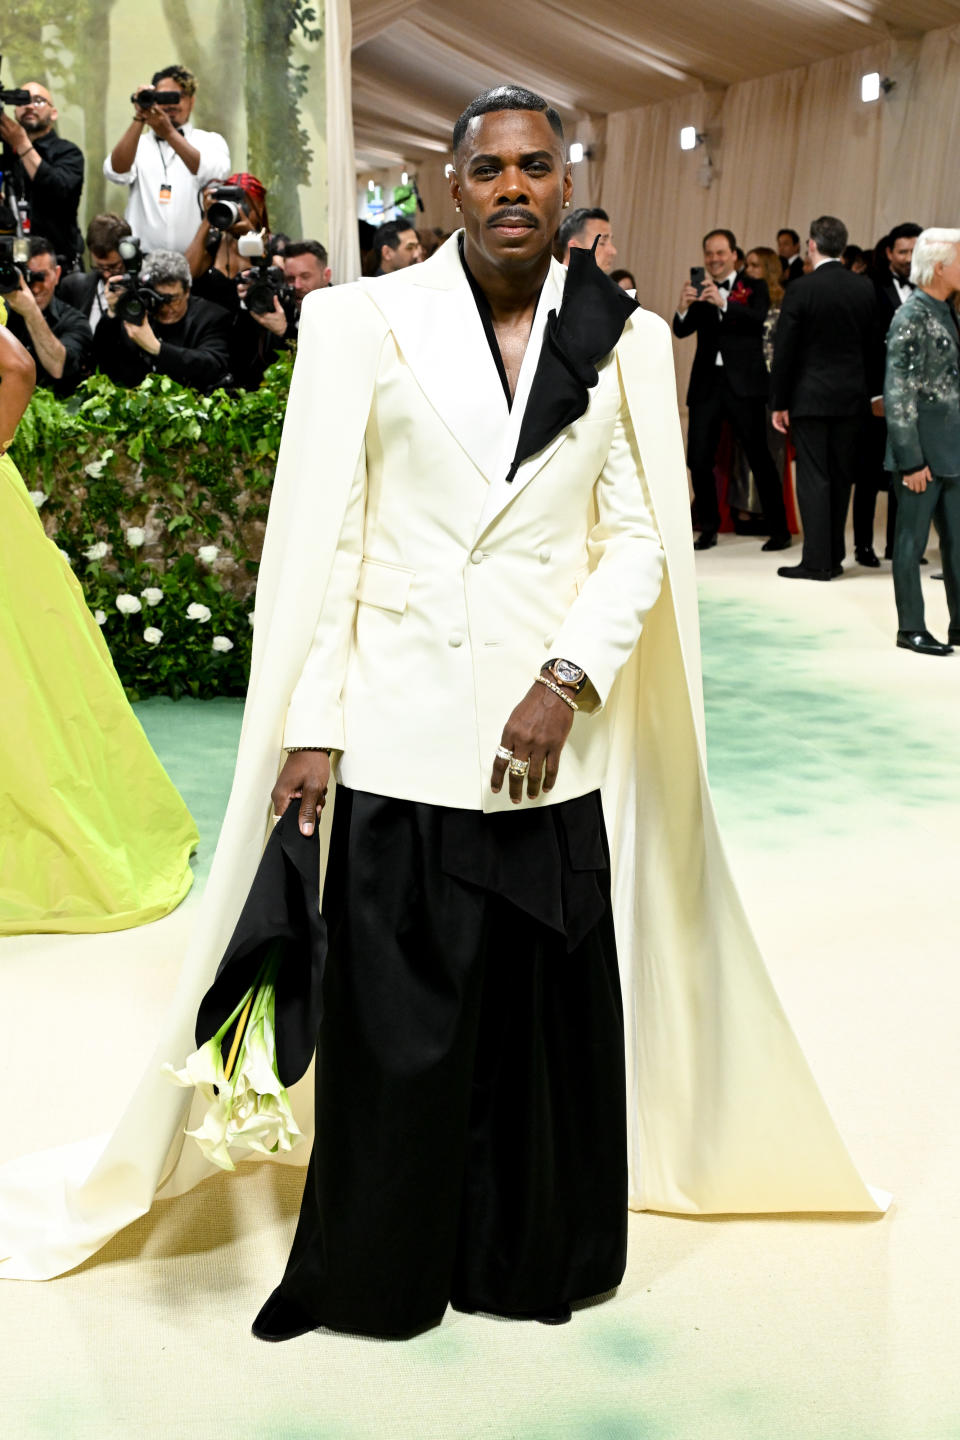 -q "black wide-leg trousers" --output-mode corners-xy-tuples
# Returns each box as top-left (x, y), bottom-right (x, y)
(277, 788), (628, 1338)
